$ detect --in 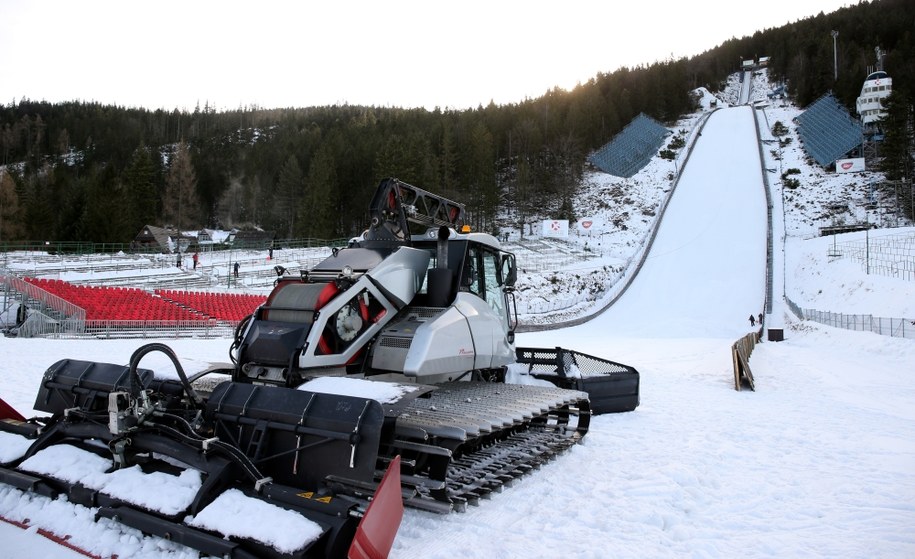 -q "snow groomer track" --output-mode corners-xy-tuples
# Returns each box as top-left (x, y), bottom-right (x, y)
(390, 382), (590, 512)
